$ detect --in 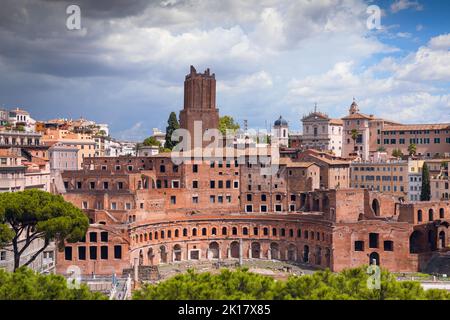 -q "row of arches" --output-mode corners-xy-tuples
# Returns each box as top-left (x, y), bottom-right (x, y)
(417, 208), (446, 223)
(136, 240), (332, 268)
(410, 229), (447, 253)
(132, 225), (331, 246)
